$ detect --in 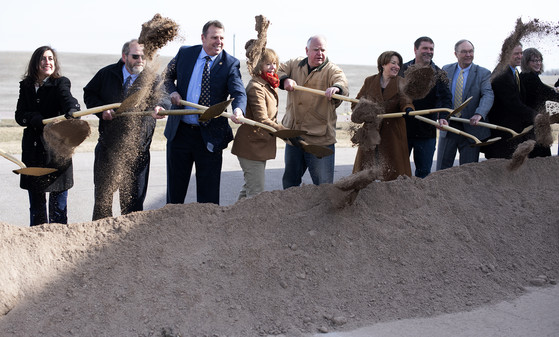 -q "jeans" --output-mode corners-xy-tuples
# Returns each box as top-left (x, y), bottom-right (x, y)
(282, 143), (335, 189)
(408, 137), (436, 178)
(28, 190), (68, 226)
